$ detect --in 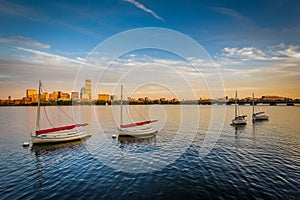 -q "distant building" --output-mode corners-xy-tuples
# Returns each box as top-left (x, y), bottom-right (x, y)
(48, 91), (70, 101)
(262, 96), (286, 101)
(80, 87), (86, 99)
(160, 98), (167, 103)
(98, 94), (110, 101)
(49, 91), (60, 101)
(49, 93), (58, 101)
(129, 97), (137, 103)
(26, 89), (37, 98)
(7, 96), (13, 104)
(40, 92), (49, 102)
(170, 98), (179, 103)
(80, 79), (92, 101)
(85, 79), (92, 100)
(58, 92), (70, 101)
(26, 89), (38, 103)
(71, 92), (79, 100)
(110, 95), (117, 101)
(22, 97), (31, 104)
(13, 99), (22, 105)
